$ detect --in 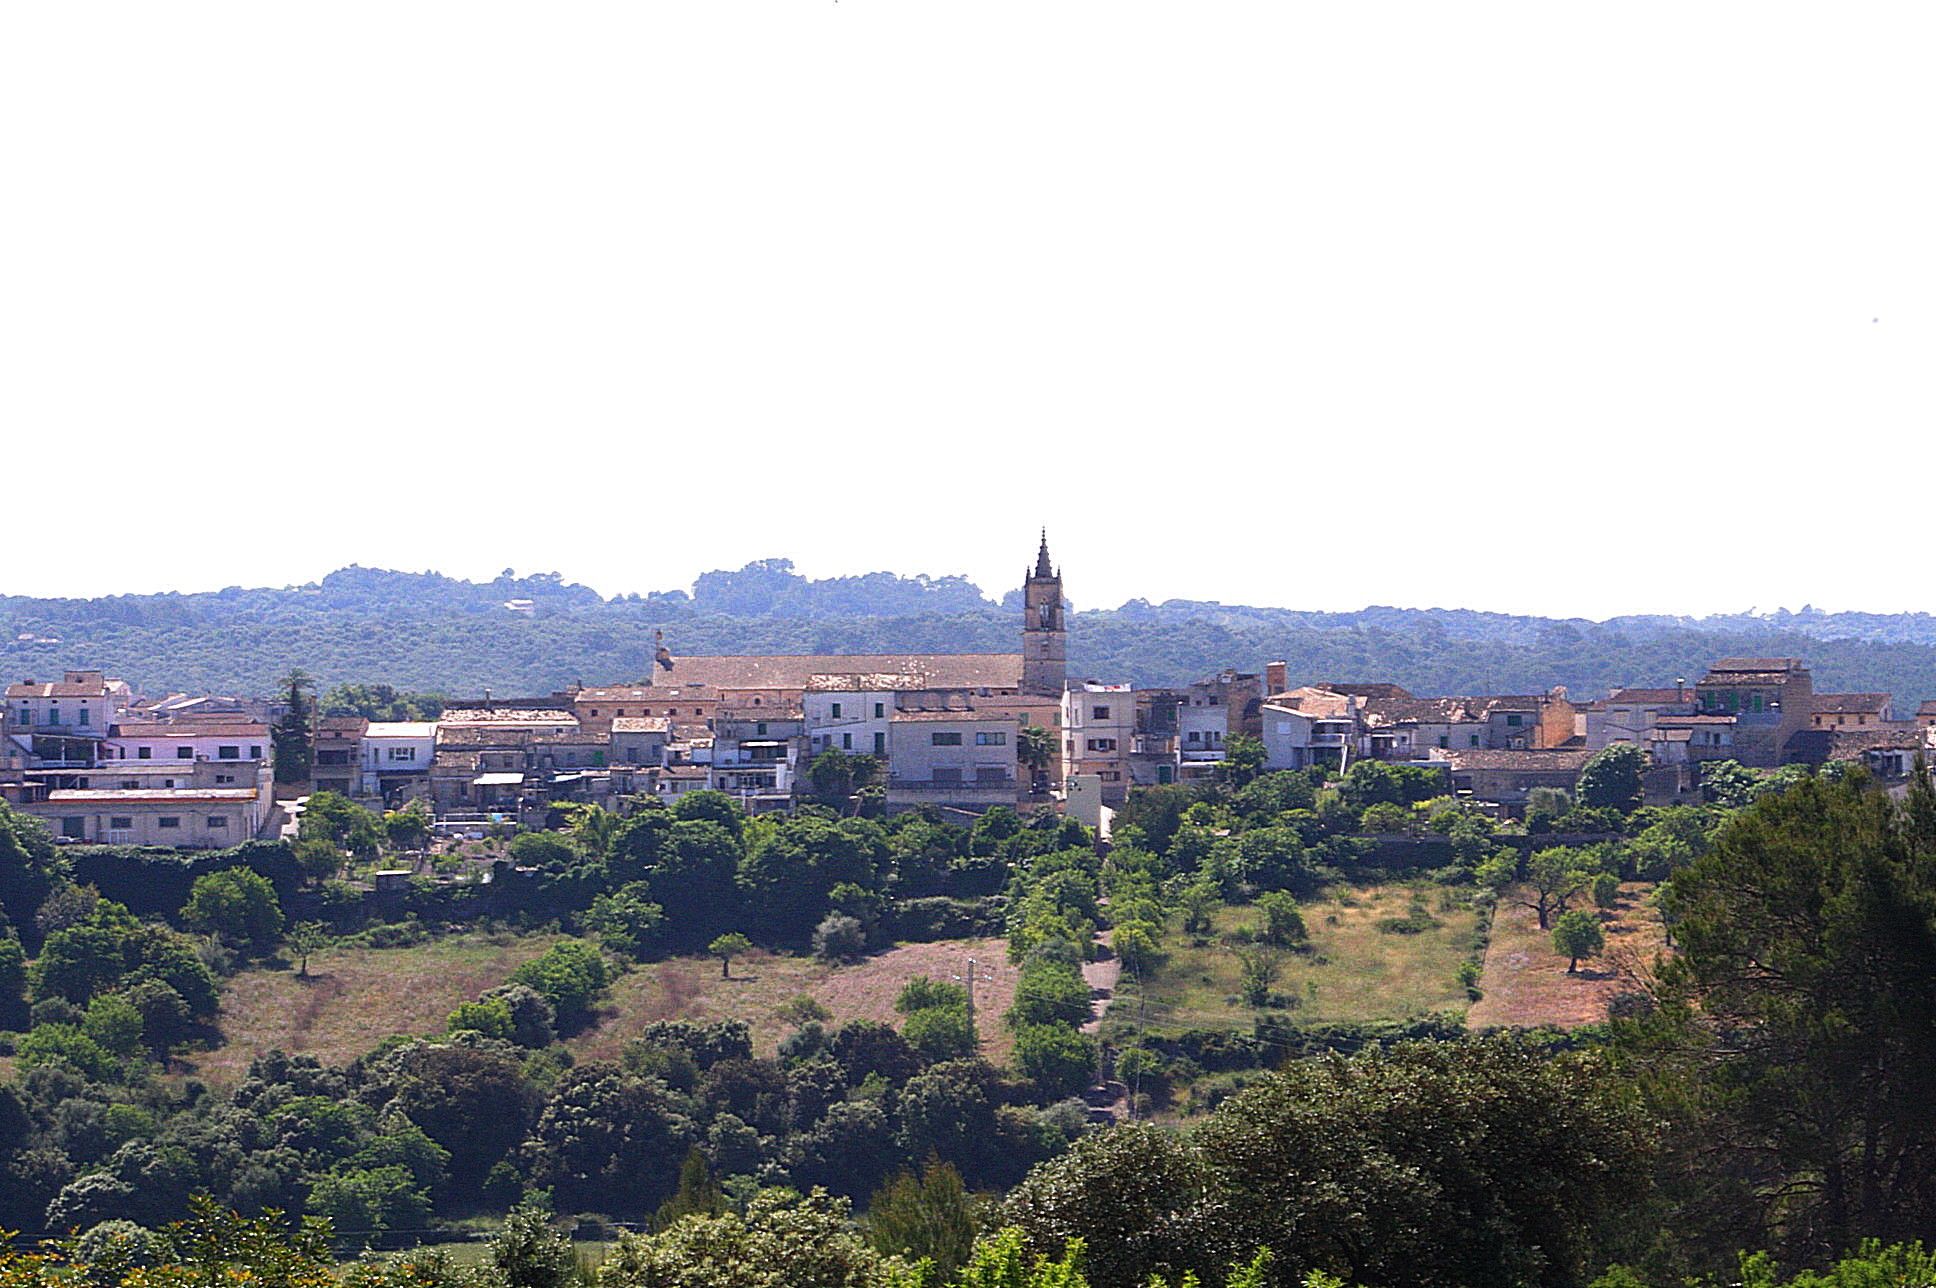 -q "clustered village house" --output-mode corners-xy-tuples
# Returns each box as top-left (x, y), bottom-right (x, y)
(7, 536), (1936, 846)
